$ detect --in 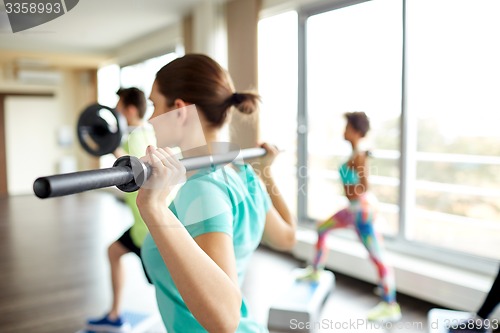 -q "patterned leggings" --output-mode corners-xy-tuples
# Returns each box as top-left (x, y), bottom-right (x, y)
(312, 194), (396, 303)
